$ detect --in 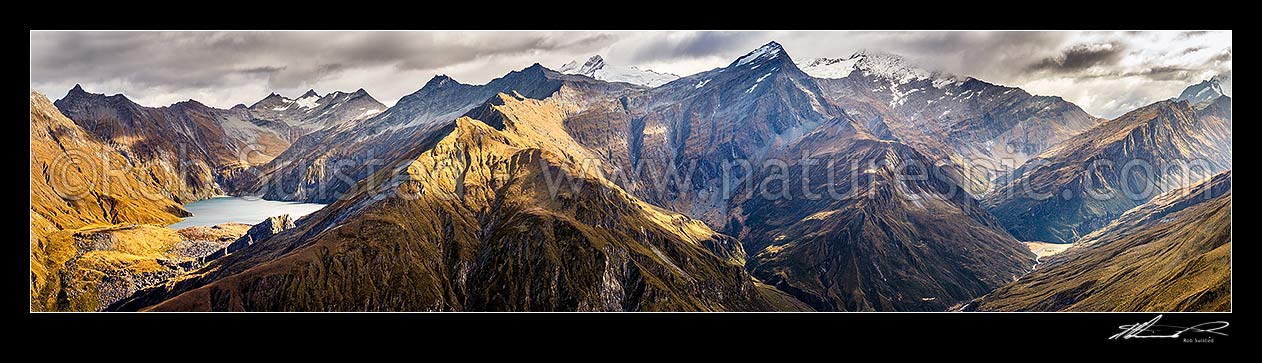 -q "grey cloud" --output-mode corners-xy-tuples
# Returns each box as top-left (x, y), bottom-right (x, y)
(1136, 66), (1198, 81)
(393, 32), (616, 71)
(237, 66), (284, 75)
(30, 31), (621, 102)
(1180, 46), (1206, 55)
(626, 31), (769, 63)
(1025, 42), (1126, 73)
(1210, 48), (1232, 62)
(30, 31), (1230, 120)
(1177, 31), (1209, 40)
(1086, 66), (1200, 81)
